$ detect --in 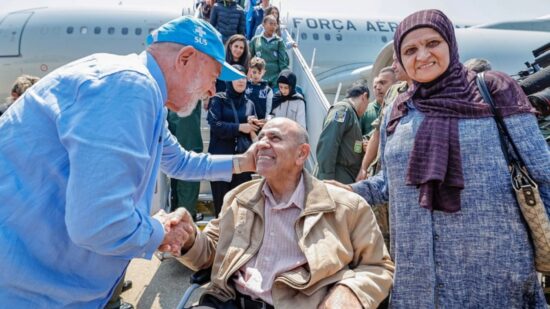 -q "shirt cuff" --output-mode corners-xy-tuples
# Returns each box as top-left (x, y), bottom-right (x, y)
(350, 182), (362, 193)
(140, 217), (165, 259)
(207, 155), (234, 182)
(178, 228), (208, 270)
